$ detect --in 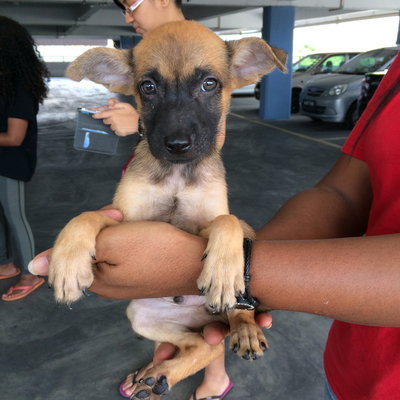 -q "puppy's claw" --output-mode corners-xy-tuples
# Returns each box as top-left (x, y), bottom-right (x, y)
(82, 288), (90, 297)
(261, 342), (268, 351)
(201, 253), (208, 261)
